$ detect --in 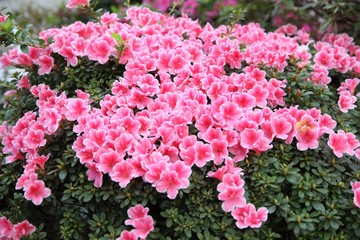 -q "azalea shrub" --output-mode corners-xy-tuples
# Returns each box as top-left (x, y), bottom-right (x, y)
(1, 1), (360, 239)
